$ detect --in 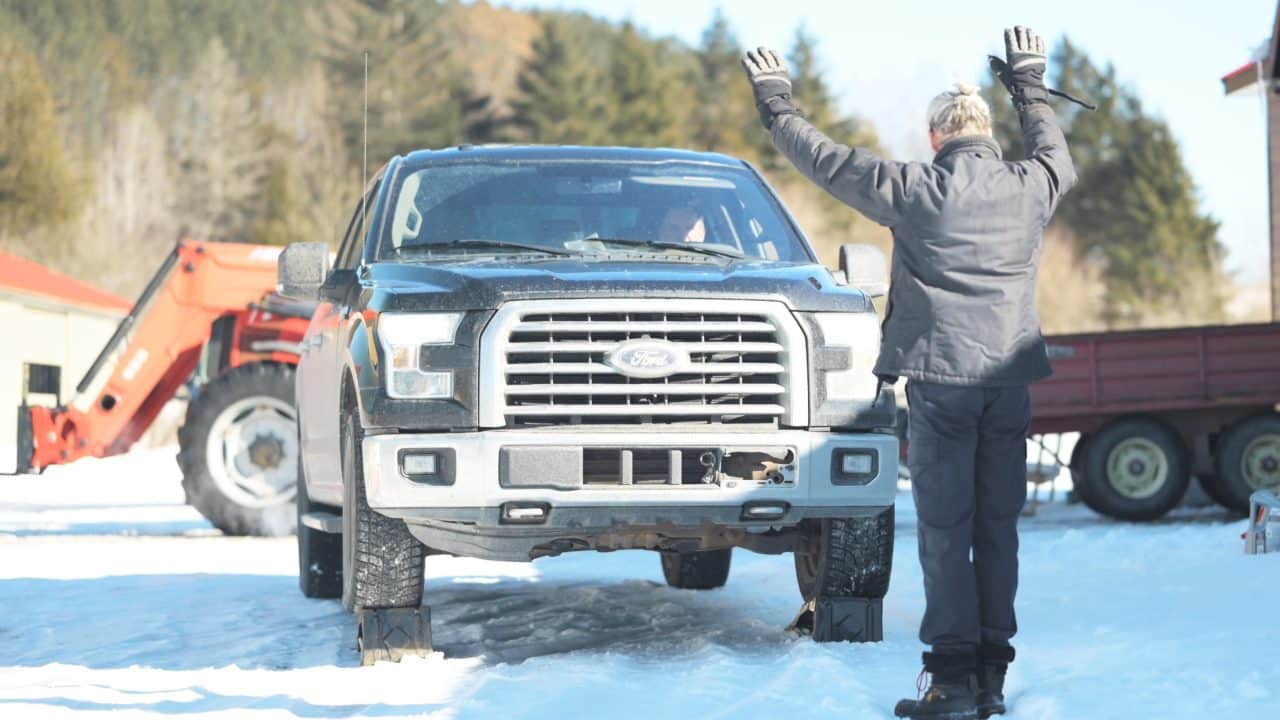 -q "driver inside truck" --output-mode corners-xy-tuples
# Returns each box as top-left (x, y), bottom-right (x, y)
(656, 204), (707, 244)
